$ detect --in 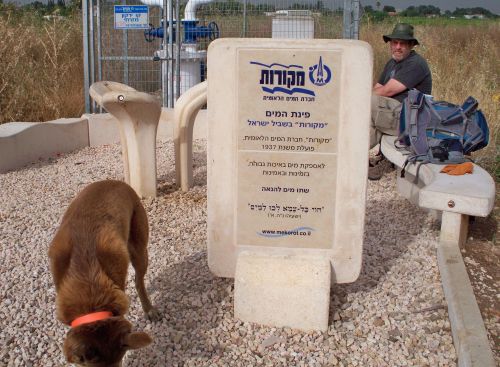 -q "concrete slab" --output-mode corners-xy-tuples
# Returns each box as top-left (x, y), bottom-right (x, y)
(0, 118), (89, 173)
(438, 240), (496, 367)
(234, 251), (331, 331)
